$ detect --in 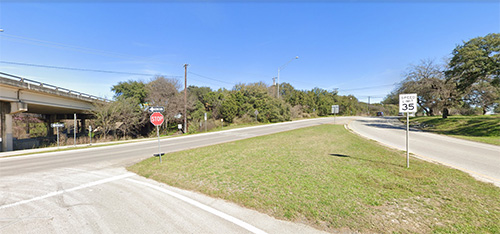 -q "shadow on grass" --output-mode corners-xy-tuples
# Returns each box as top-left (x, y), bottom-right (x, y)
(330, 153), (350, 157)
(329, 153), (404, 168)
